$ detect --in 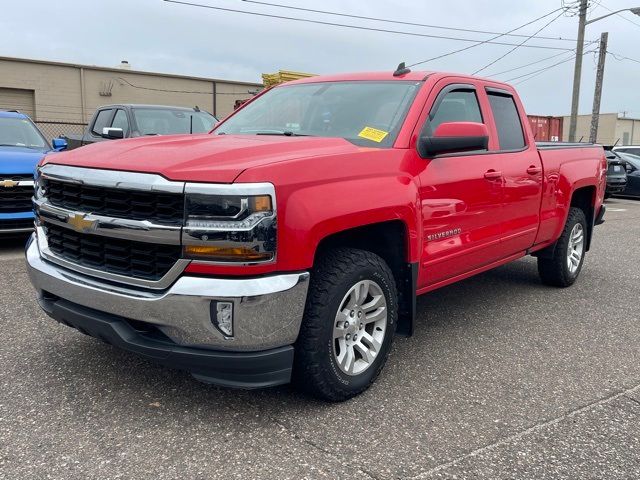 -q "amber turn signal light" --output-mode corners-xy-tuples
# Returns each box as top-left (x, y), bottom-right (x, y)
(250, 195), (272, 212)
(184, 245), (272, 261)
